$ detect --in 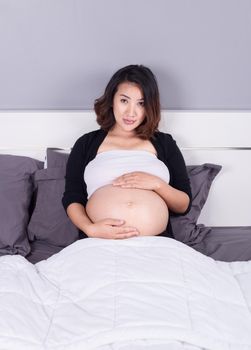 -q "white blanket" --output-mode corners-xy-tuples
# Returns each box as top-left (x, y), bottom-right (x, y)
(0, 237), (251, 350)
